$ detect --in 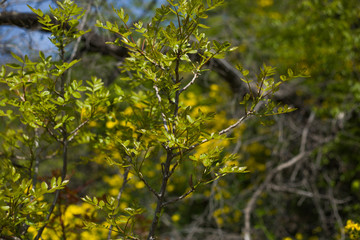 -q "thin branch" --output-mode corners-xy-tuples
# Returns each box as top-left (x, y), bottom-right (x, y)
(218, 114), (248, 136)
(243, 151), (309, 240)
(147, 150), (173, 240)
(177, 113), (250, 157)
(153, 83), (169, 132)
(68, 119), (89, 142)
(138, 172), (160, 199)
(324, 173), (346, 240)
(43, 125), (60, 142)
(300, 111), (315, 153)
(290, 111), (315, 181)
(31, 128), (40, 197)
(69, 2), (92, 61)
(35, 137), (68, 240)
(268, 184), (350, 205)
(179, 71), (199, 94)
(0, 235), (22, 240)
(107, 168), (130, 240)
(162, 186), (195, 207)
